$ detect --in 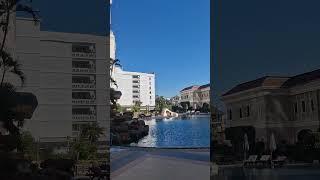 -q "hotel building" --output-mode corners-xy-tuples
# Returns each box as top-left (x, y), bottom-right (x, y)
(179, 84), (210, 109)
(222, 69), (320, 145)
(112, 66), (156, 110)
(12, 17), (109, 148)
